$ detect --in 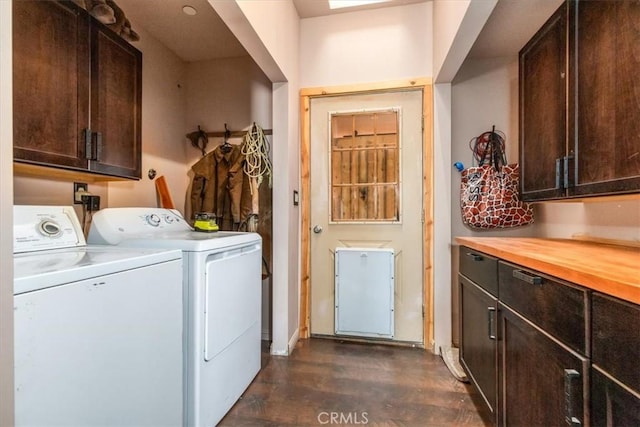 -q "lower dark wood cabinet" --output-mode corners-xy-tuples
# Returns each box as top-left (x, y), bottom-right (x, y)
(591, 366), (640, 427)
(458, 247), (639, 427)
(591, 292), (640, 426)
(459, 275), (498, 422)
(499, 304), (588, 426)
